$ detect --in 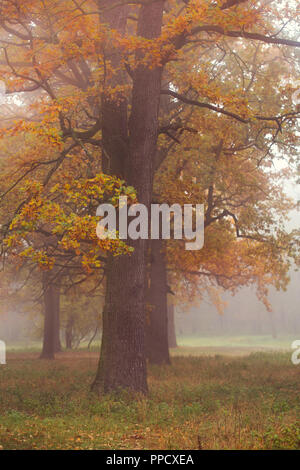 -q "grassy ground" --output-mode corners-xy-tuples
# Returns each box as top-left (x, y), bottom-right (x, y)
(0, 347), (299, 450)
(174, 335), (296, 356)
(177, 335), (296, 349)
(5, 334), (295, 355)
